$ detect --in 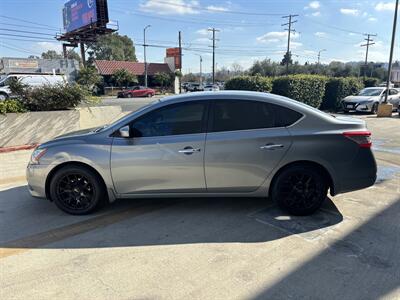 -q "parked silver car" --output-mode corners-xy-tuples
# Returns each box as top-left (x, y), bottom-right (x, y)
(27, 91), (377, 215)
(342, 87), (400, 113)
